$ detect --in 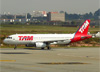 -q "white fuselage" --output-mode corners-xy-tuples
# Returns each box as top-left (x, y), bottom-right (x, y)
(3, 34), (74, 45)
